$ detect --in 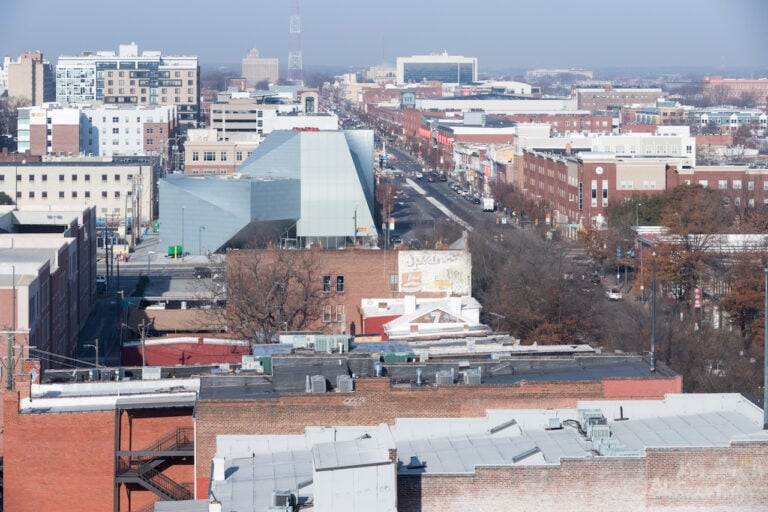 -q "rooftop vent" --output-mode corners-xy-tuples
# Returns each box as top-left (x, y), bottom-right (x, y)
(436, 370), (454, 386)
(463, 368), (481, 385)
